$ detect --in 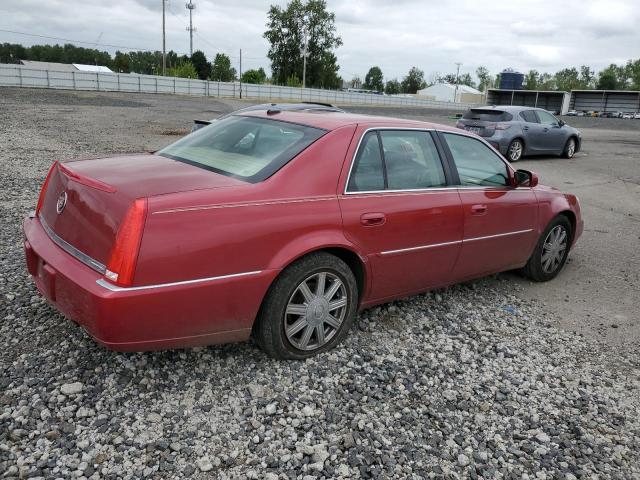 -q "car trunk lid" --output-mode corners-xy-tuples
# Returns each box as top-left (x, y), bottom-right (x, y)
(38, 153), (245, 269)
